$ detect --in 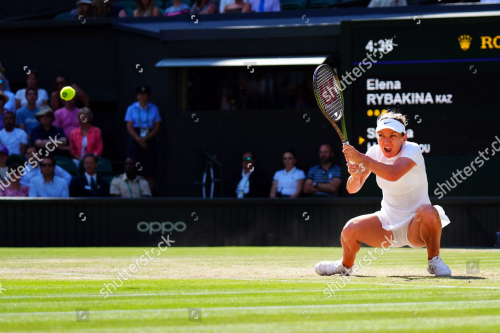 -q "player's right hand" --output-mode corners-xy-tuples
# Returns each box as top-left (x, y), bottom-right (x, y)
(346, 162), (362, 176)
